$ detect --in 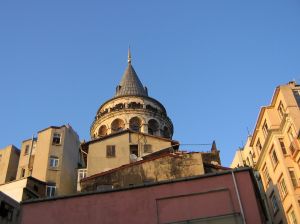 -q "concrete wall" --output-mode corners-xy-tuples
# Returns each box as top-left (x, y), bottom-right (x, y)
(87, 132), (173, 176)
(0, 145), (20, 184)
(20, 169), (265, 224)
(82, 153), (204, 191)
